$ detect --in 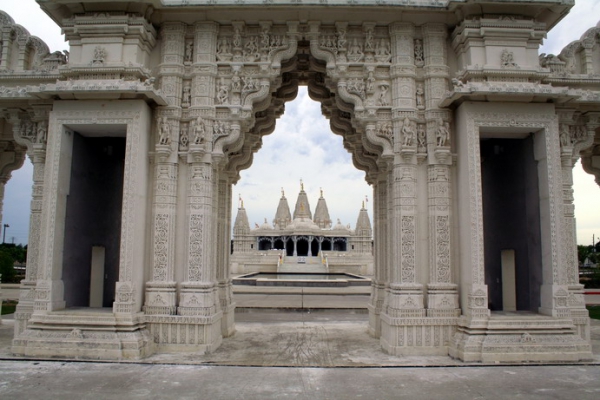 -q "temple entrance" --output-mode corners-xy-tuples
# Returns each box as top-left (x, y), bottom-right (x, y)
(62, 134), (125, 308)
(296, 237), (309, 257)
(230, 86), (373, 313)
(480, 136), (543, 312)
